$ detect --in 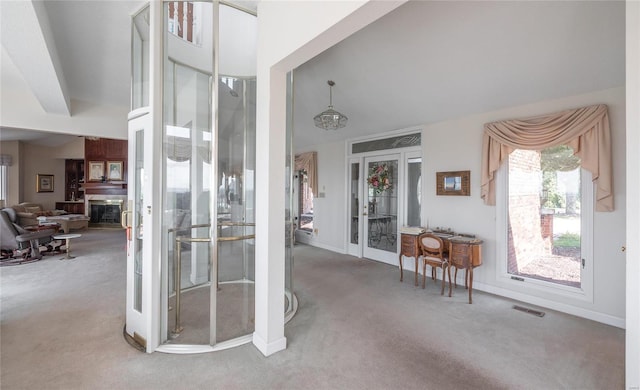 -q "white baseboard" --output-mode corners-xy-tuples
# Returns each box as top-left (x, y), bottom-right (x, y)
(252, 332), (287, 356)
(392, 260), (625, 328)
(472, 281), (625, 329)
